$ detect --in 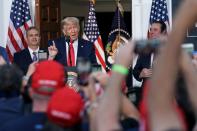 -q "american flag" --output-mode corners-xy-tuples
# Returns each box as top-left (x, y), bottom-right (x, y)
(6, 0), (32, 61)
(148, 0), (169, 34)
(83, 1), (106, 71)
